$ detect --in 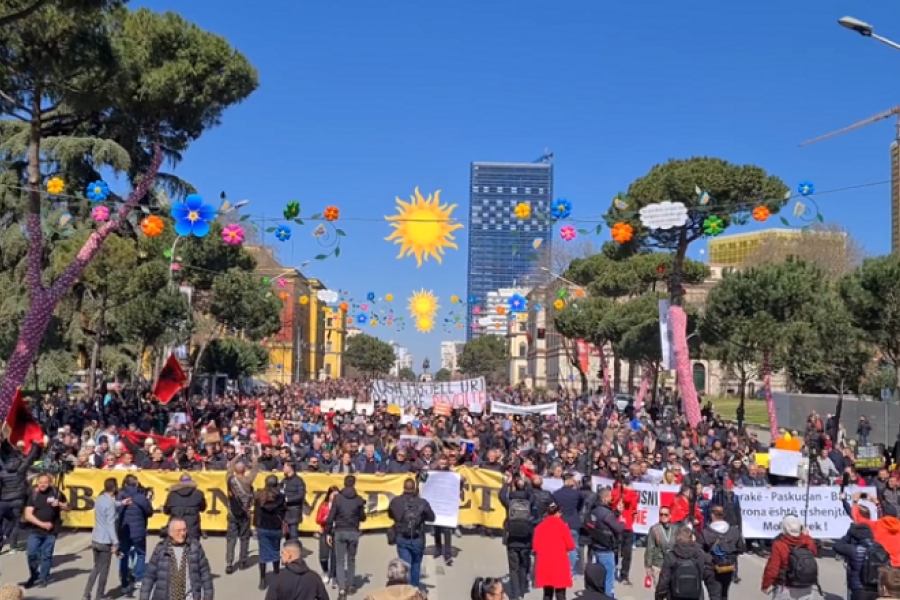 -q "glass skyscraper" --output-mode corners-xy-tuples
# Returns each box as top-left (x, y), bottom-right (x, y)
(466, 161), (554, 340)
